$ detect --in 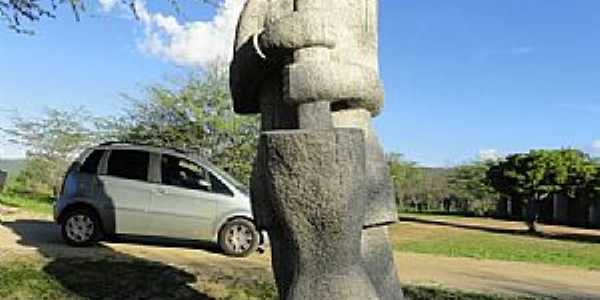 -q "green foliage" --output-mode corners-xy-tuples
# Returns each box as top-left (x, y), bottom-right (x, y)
(105, 66), (259, 184)
(487, 149), (598, 203)
(388, 153), (451, 212)
(583, 168), (600, 203)
(2, 65), (258, 192)
(486, 149), (599, 230)
(389, 154), (500, 216)
(487, 149), (598, 213)
(0, 188), (54, 215)
(447, 162), (499, 215)
(1, 108), (102, 195)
